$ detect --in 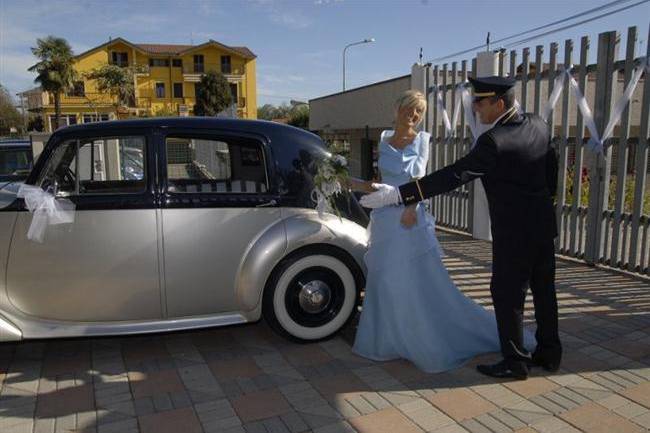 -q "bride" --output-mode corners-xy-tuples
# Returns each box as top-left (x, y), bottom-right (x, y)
(349, 90), (528, 373)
